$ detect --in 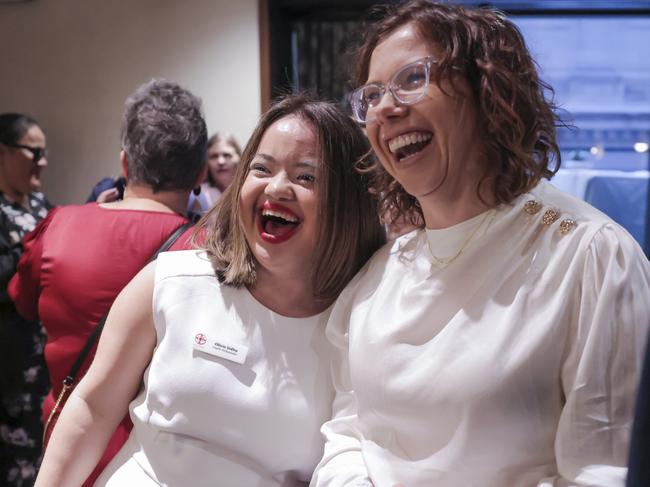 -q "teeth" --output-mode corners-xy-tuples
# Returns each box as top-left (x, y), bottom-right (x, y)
(261, 209), (298, 223)
(388, 132), (432, 154)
